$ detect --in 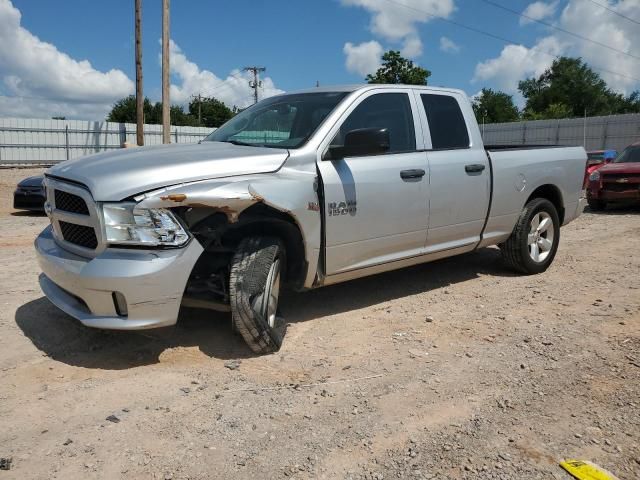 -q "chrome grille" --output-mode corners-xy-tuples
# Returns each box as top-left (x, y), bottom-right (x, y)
(59, 221), (98, 249)
(54, 190), (89, 215)
(45, 177), (103, 257)
(603, 174), (640, 183)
